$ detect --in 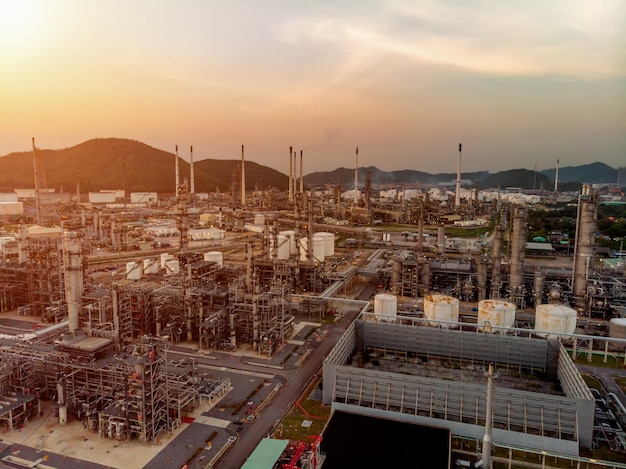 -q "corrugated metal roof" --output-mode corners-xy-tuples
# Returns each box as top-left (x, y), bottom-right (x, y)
(241, 438), (289, 469)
